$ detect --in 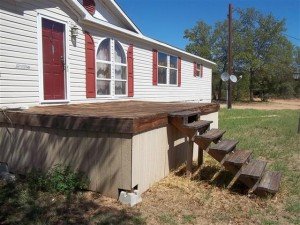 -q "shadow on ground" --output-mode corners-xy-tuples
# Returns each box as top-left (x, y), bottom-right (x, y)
(174, 164), (249, 195)
(0, 180), (145, 225)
